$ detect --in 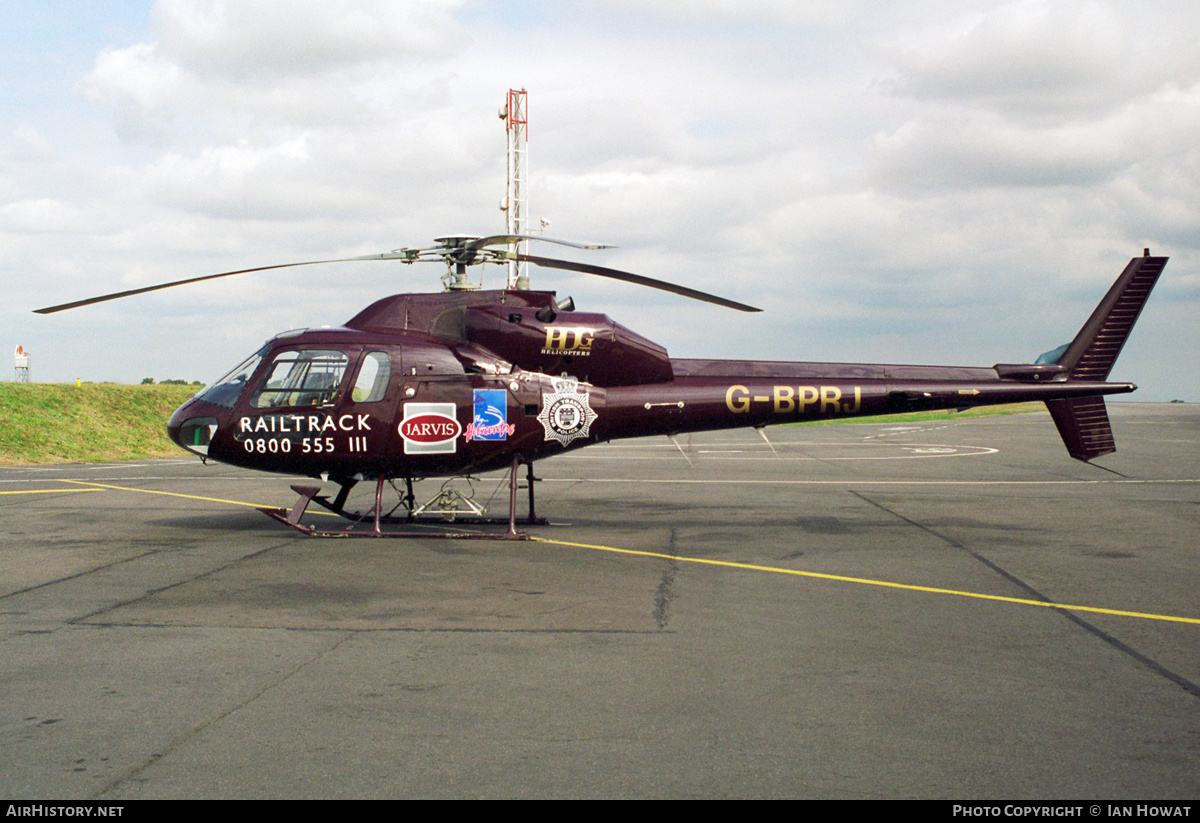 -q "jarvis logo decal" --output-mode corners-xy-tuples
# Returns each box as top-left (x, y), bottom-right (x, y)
(537, 377), (598, 446)
(465, 389), (515, 442)
(399, 403), (461, 454)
